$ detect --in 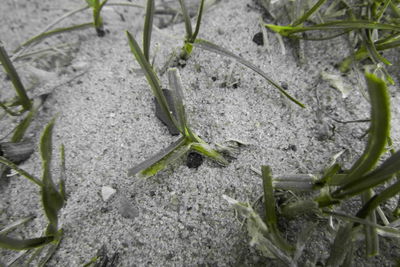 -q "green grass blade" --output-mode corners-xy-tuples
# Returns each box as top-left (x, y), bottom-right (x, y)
(190, 142), (228, 166)
(14, 23), (92, 52)
(261, 166), (294, 253)
(167, 68), (192, 139)
(0, 42), (31, 111)
(193, 39), (306, 108)
(143, 0), (155, 61)
(190, 0), (205, 42)
(37, 229), (63, 267)
(362, 191), (379, 257)
(266, 20), (400, 37)
(11, 95), (46, 142)
(0, 102), (23, 116)
(0, 216), (35, 235)
(333, 73), (390, 198)
(325, 223), (353, 267)
(291, 0), (327, 27)
(128, 137), (188, 177)
(357, 179), (400, 219)
(0, 156), (43, 187)
(126, 31), (182, 133)
(40, 118), (64, 236)
(178, 0), (193, 39)
(59, 144), (66, 200)
(0, 235), (54, 250)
